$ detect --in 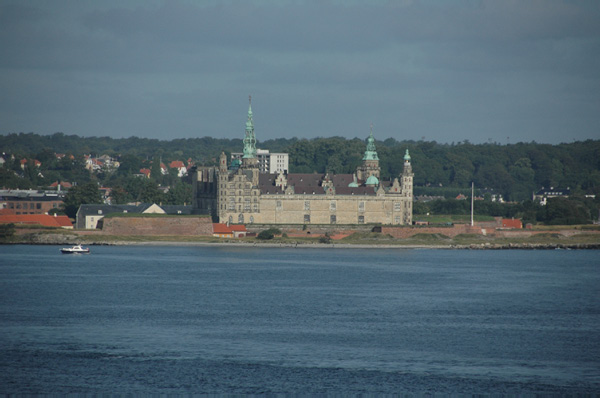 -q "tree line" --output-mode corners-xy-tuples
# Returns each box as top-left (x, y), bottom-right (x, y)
(1, 133), (599, 223)
(2, 132), (599, 201)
